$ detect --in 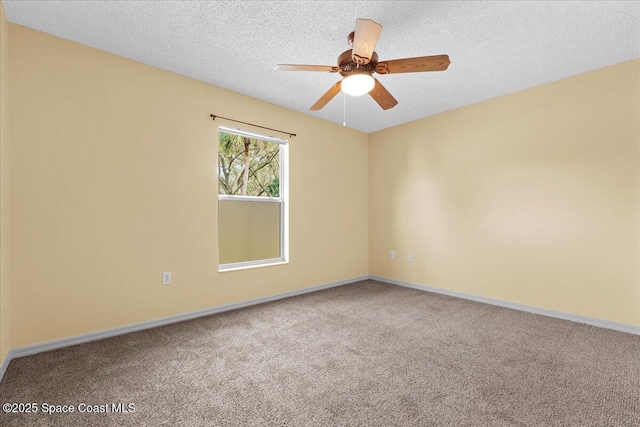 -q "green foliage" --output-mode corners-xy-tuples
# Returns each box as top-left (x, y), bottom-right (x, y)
(218, 132), (280, 197)
(265, 178), (280, 198)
